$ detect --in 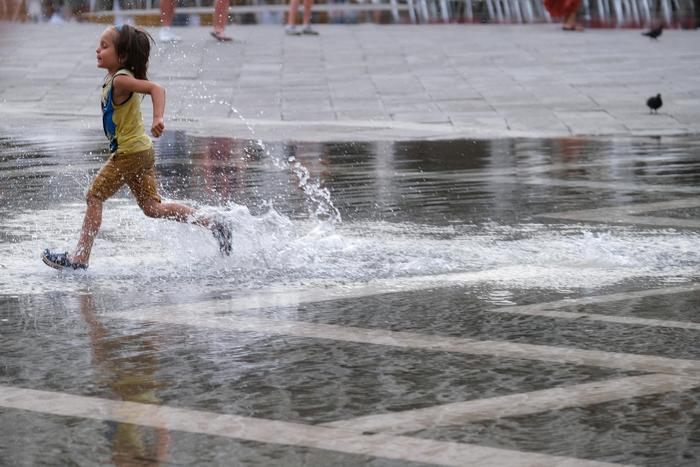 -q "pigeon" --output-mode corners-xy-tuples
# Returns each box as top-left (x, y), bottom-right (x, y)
(643, 26), (663, 40)
(647, 94), (662, 114)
